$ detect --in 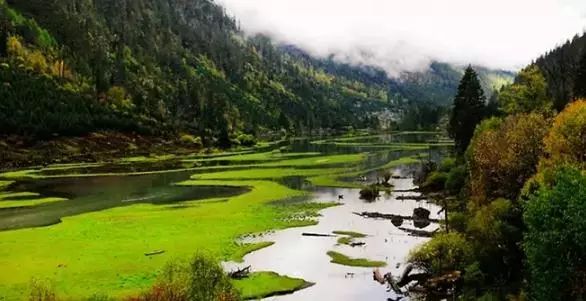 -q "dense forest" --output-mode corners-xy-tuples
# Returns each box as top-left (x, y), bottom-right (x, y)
(0, 0), (511, 147)
(411, 33), (586, 300)
(534, 33), (586, 111)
